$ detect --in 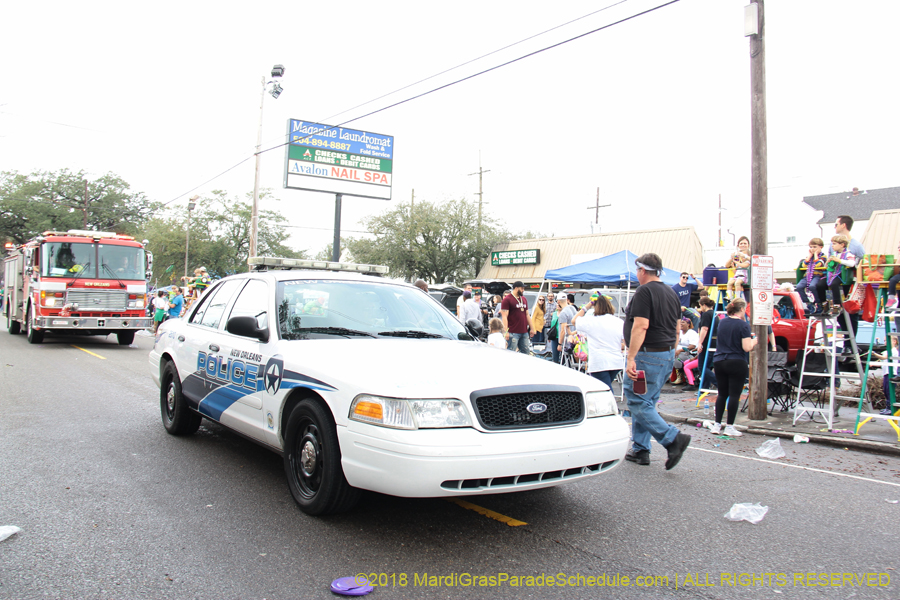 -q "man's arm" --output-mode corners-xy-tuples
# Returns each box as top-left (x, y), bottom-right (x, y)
(626, 317), (649, 380)
(501, 309), (510, 340)
(692, 275), (705, 292)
